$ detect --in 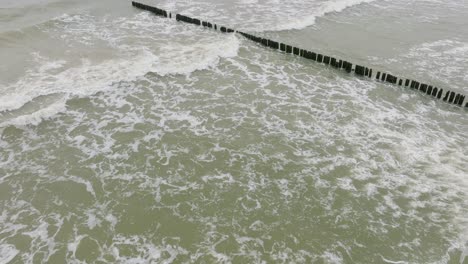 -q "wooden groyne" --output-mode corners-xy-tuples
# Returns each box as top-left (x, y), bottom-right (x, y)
(131, 1), (468, 109)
